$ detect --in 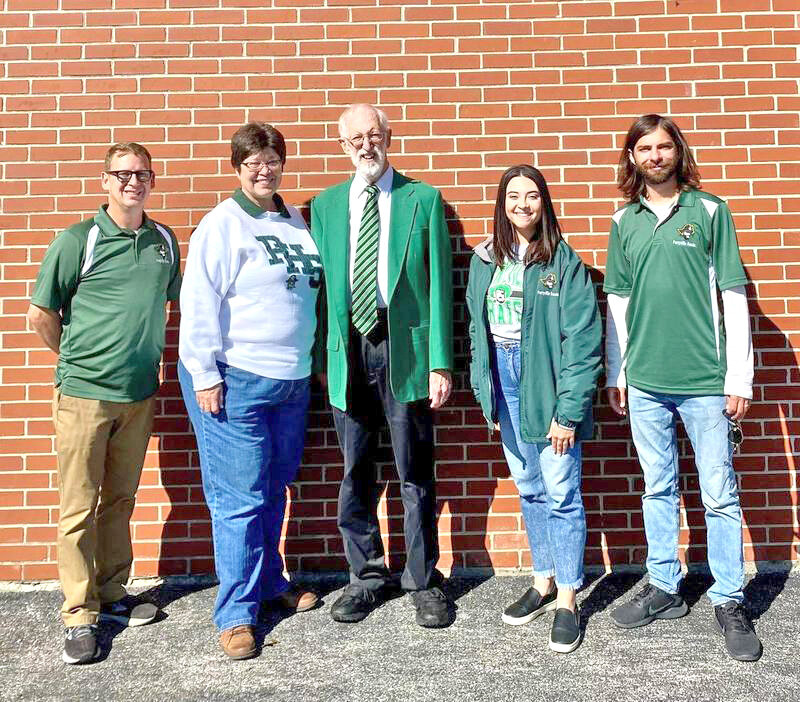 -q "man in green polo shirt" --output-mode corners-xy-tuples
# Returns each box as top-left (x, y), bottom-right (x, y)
(603, 114), (761, 662)
(28, 142), (181, 665)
